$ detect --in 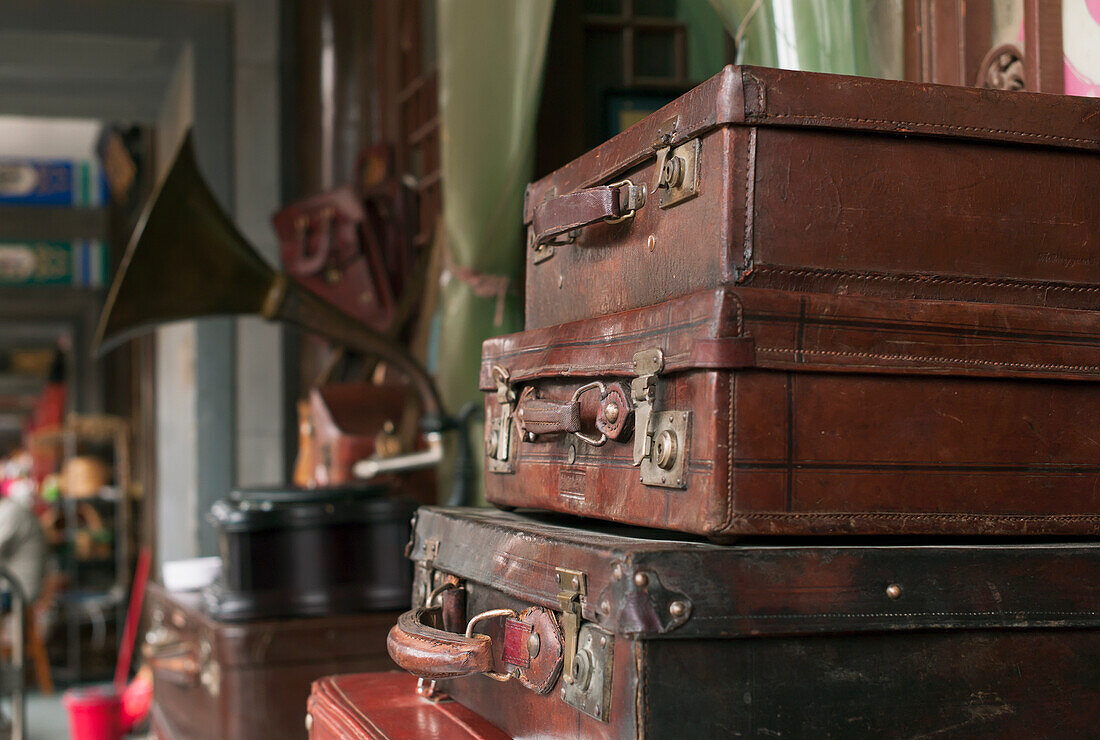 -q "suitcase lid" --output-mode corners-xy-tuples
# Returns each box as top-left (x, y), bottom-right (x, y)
(147, 584), (400, 669)
(309, 672), (511, 739)
(411, 507), (1100, 640)
(482, 287), (1100, 388)
(524, 65), (1100, 222)
(208, 485), (405, 532)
